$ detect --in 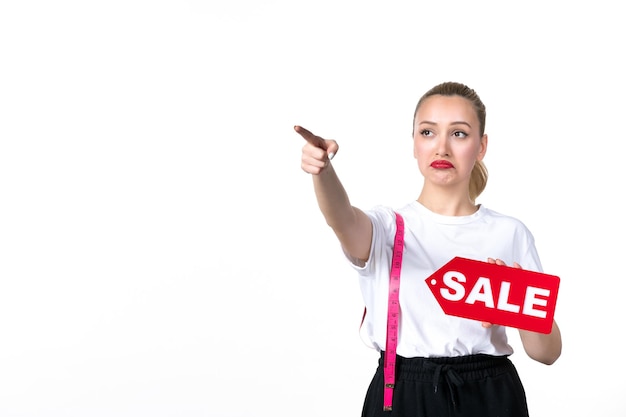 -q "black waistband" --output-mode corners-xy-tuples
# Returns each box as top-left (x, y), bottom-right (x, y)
(378, 351), (514, 382)
(378, 351), (516, 408)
